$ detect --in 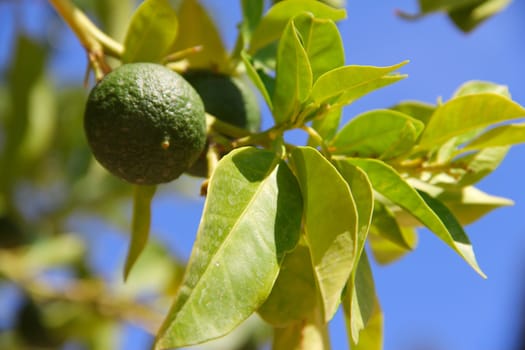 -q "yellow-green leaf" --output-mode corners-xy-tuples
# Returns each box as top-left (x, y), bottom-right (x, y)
(122, 0), (178, 63)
